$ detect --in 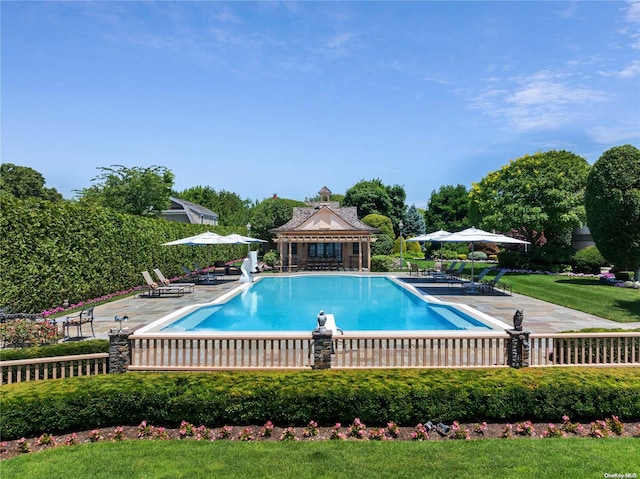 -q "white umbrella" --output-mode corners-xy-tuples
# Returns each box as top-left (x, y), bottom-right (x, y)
(405, 229), (451, 242)
(223, 233), (267, 244)
(406, 230), (451, 263)
(438, 227), (530, 291)
(162, 232), (247, 246)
